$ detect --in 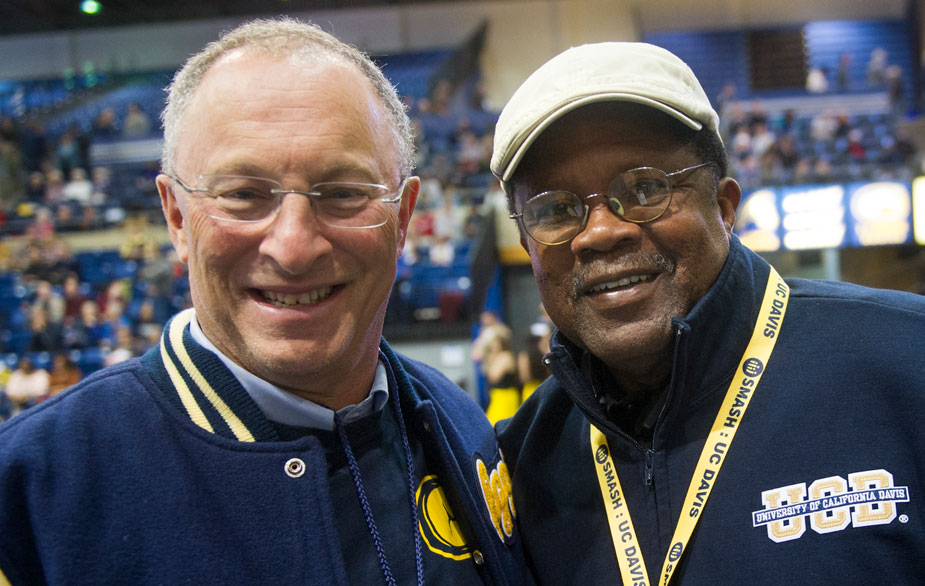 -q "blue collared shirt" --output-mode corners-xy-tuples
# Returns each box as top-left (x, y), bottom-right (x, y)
(189, 312), (389, 431)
